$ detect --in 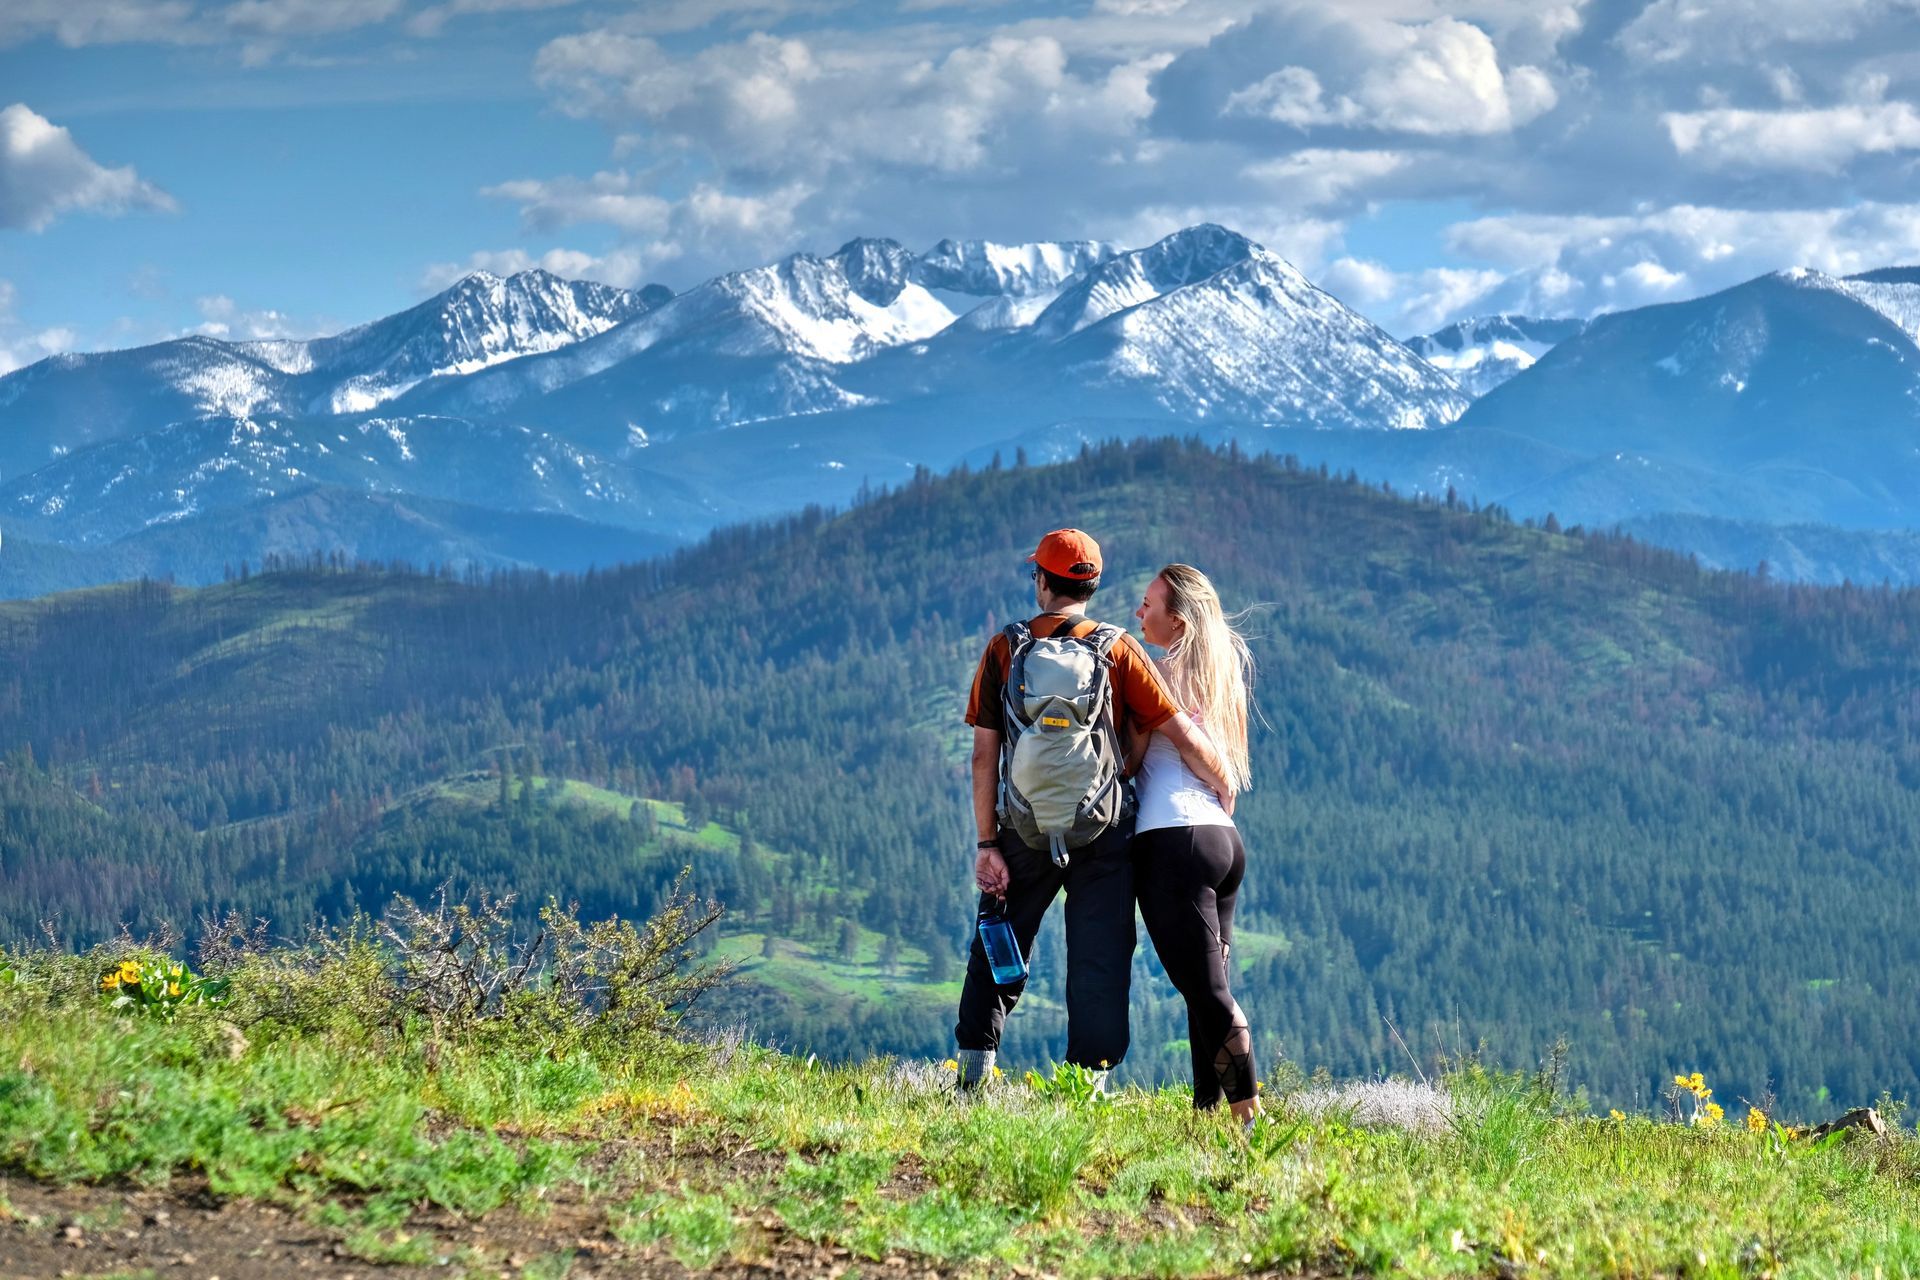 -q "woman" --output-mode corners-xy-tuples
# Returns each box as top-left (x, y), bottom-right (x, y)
(1132, 563), (1262, 1121)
